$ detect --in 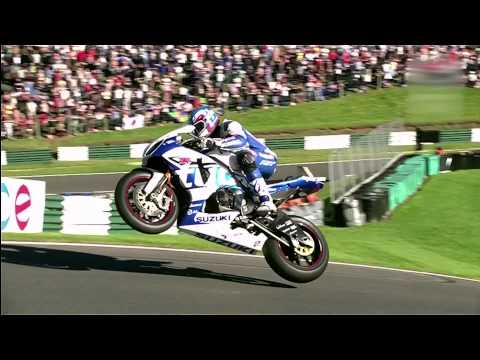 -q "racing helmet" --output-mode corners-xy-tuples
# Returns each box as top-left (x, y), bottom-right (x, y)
(189, 106), (219, 137)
